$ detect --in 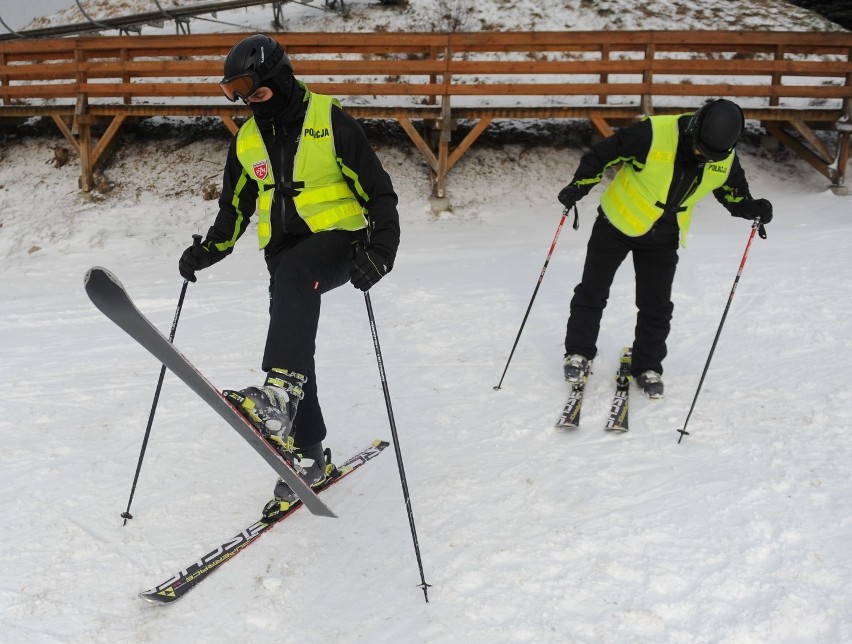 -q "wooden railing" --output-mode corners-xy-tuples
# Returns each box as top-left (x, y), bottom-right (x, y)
(1, 31), (850, 194)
